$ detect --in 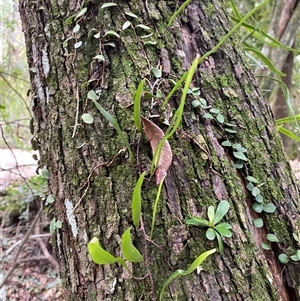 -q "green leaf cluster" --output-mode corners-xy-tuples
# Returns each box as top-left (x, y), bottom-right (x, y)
(186, 201), (232, 253)
(245, 176), (276, 215)
(88, 228), (143, 269)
